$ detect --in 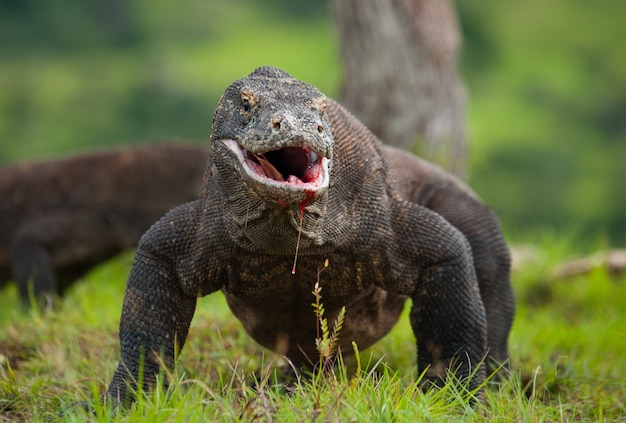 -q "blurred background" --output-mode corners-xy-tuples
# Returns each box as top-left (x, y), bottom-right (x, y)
(1, 0), (624, 247)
